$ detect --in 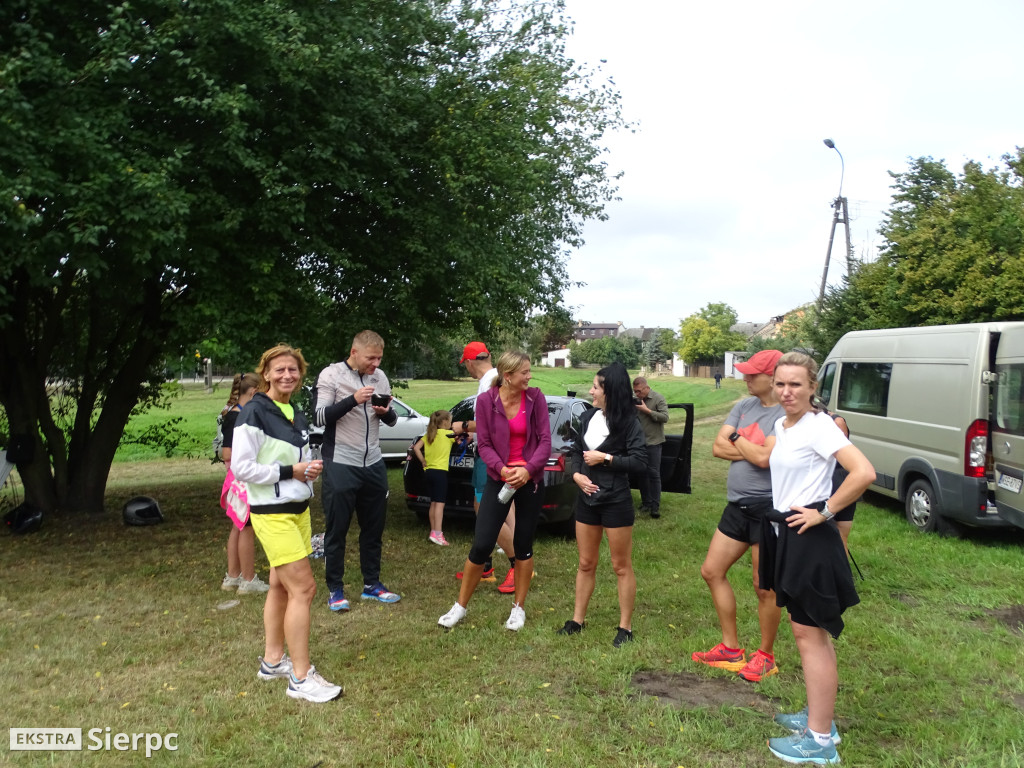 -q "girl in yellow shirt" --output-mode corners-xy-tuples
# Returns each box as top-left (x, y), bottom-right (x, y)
(412, 410), (473, 545)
